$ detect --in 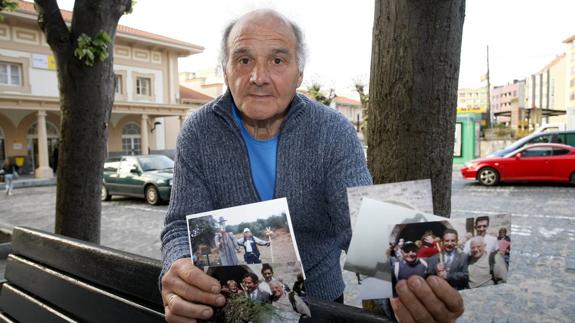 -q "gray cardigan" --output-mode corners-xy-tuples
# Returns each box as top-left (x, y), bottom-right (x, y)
(161, 91), (372, 301)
